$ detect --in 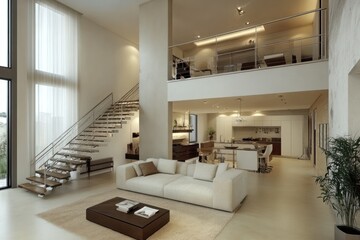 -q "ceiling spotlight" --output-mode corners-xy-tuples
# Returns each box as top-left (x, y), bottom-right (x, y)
(245, 21), (250, 25)
(196, 35), (201, 39)
(237, 6), (244, 15)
